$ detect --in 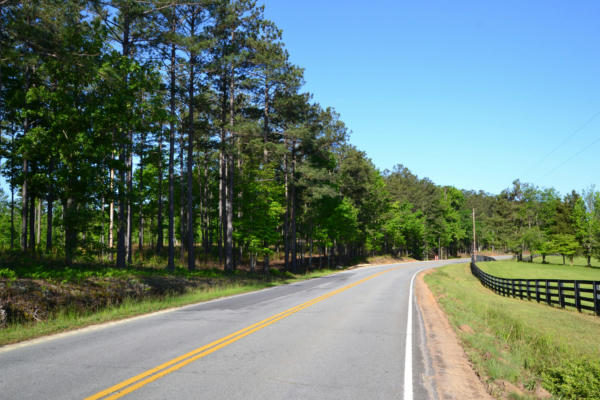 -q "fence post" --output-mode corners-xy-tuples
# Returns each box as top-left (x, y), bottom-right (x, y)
(519, 280), (523, 299)
(558, 281), (565, 309)
(574, 281), (581, 312)
(496, 277), (500, 294)
(535, 280), (540, 303)
(594, 282), (600, 316)
(511, 280), (515, 297)
(545, 281), (551, 305)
